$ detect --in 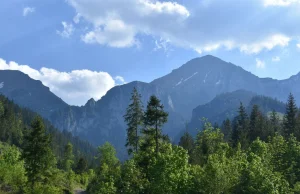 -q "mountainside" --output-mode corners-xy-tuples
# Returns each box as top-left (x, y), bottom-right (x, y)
(50, 81), (185, 159)
(2, 55), (300, 157)
(0, 70), (68, 118)
(187, 90), (286, 137)
(0, 95), (96, 164)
